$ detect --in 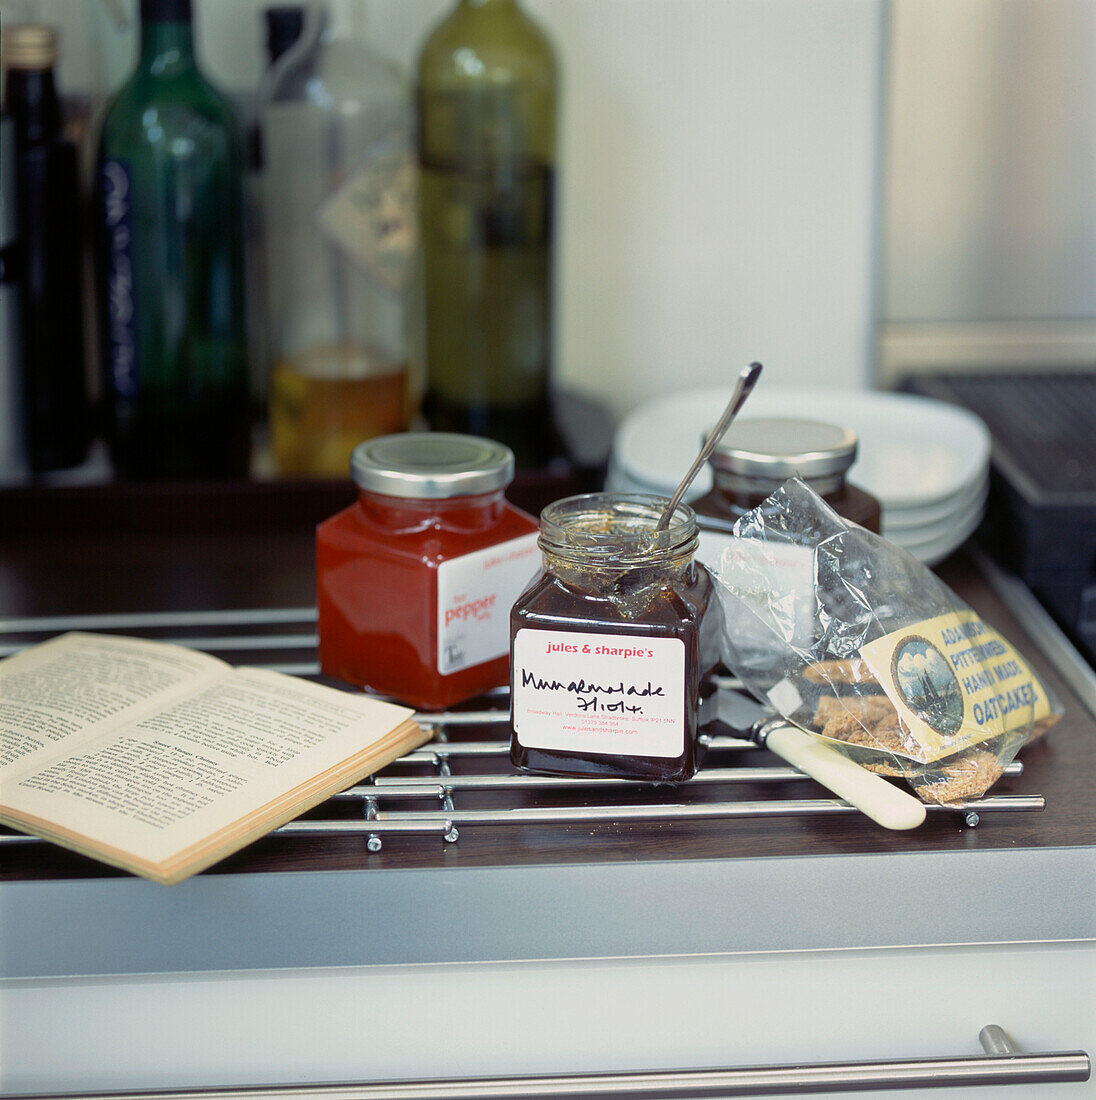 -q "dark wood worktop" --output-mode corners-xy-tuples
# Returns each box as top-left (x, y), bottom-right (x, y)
(2, 477), (1093, 882)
